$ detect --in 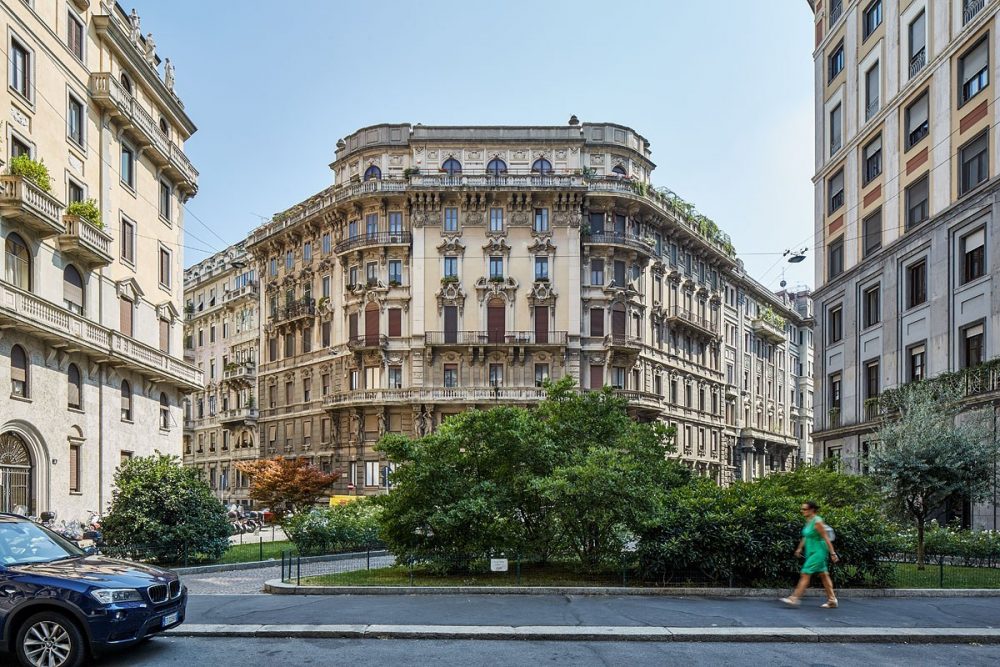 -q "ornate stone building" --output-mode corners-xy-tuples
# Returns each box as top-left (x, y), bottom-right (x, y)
(0, 2), (199, 519)
(182, 242), (259, 507)
(245, 121), (810, 496)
